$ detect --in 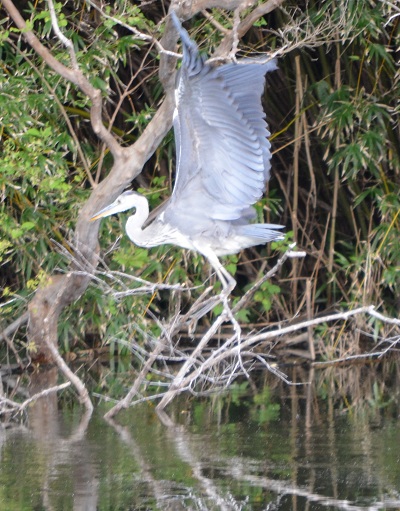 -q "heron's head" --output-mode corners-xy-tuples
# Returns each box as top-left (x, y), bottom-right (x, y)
(90, 190), (142, 221)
